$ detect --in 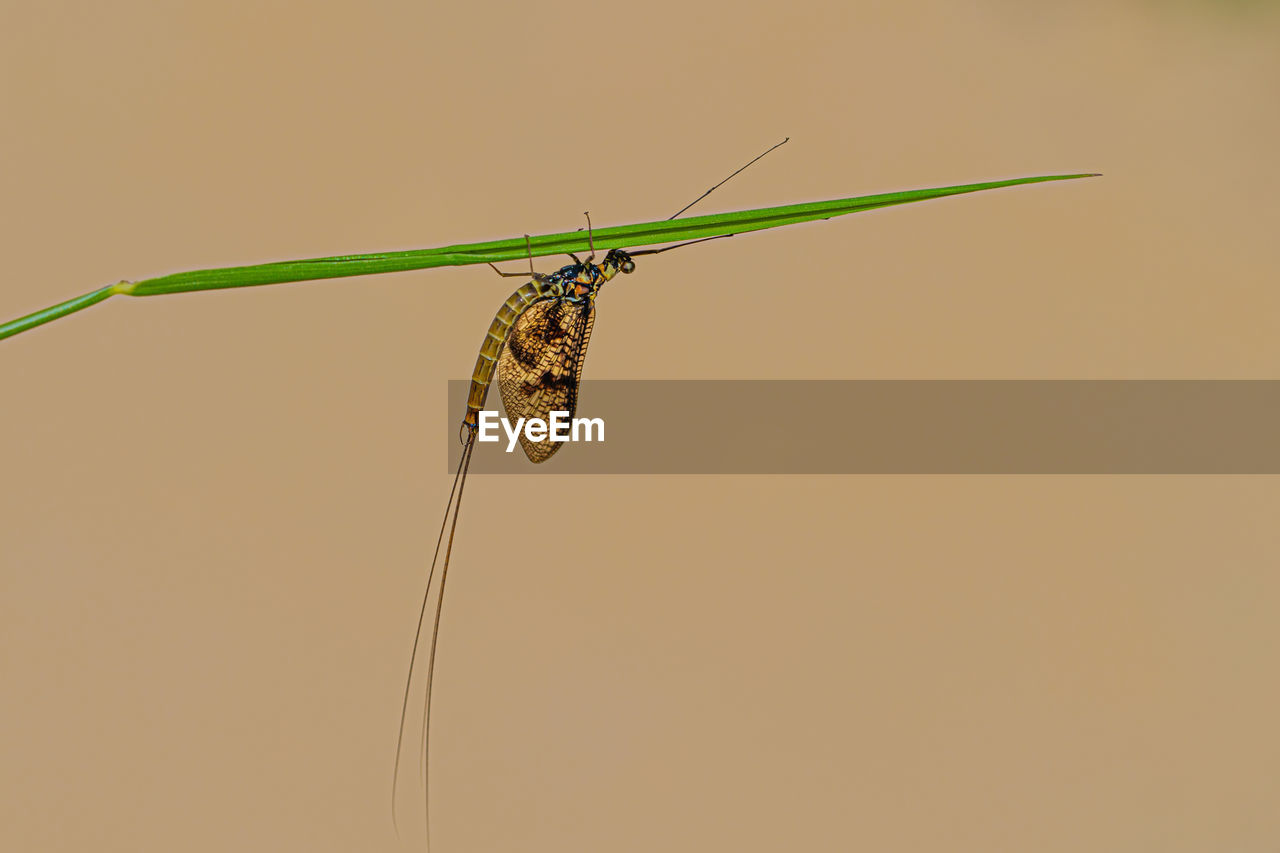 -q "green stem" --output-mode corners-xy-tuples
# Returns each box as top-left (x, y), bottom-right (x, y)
(0, 283), (126, 341)
(1, 172), (1097, 342)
